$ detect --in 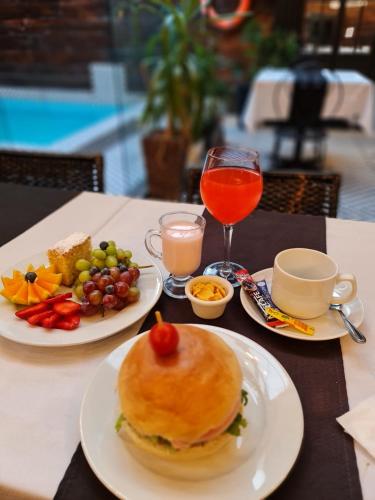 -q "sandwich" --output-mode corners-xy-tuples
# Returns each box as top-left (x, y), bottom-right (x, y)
(116, 323), (248, 461)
